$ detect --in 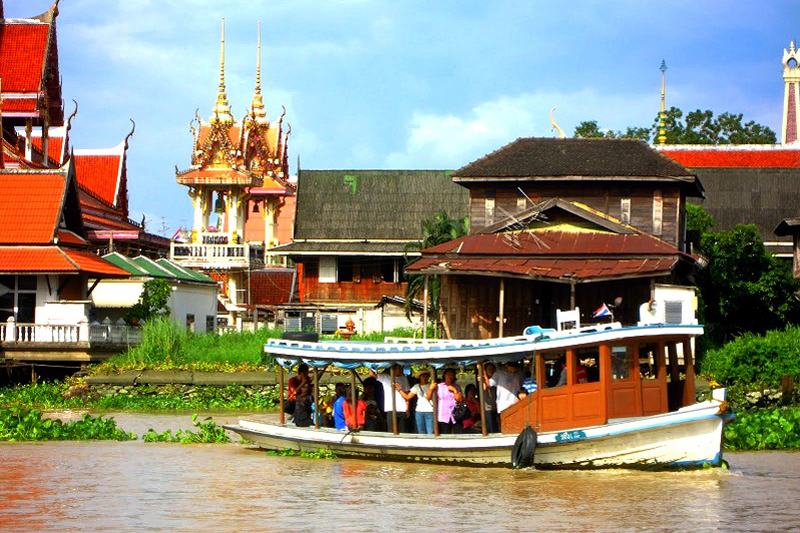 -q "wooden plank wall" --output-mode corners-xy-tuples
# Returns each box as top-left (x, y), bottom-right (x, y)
(300, 259), (407, 302)
(468, 184), (684, 248)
